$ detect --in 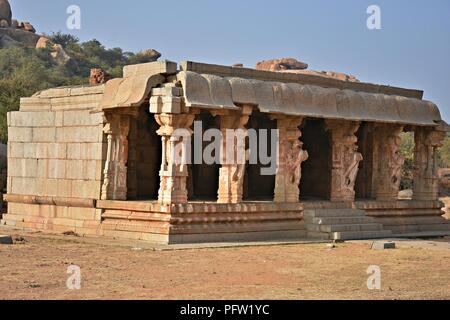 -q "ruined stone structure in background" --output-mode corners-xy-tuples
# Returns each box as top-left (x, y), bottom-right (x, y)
(2, 60), (449, 244)
(89, 68), (112, 85)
